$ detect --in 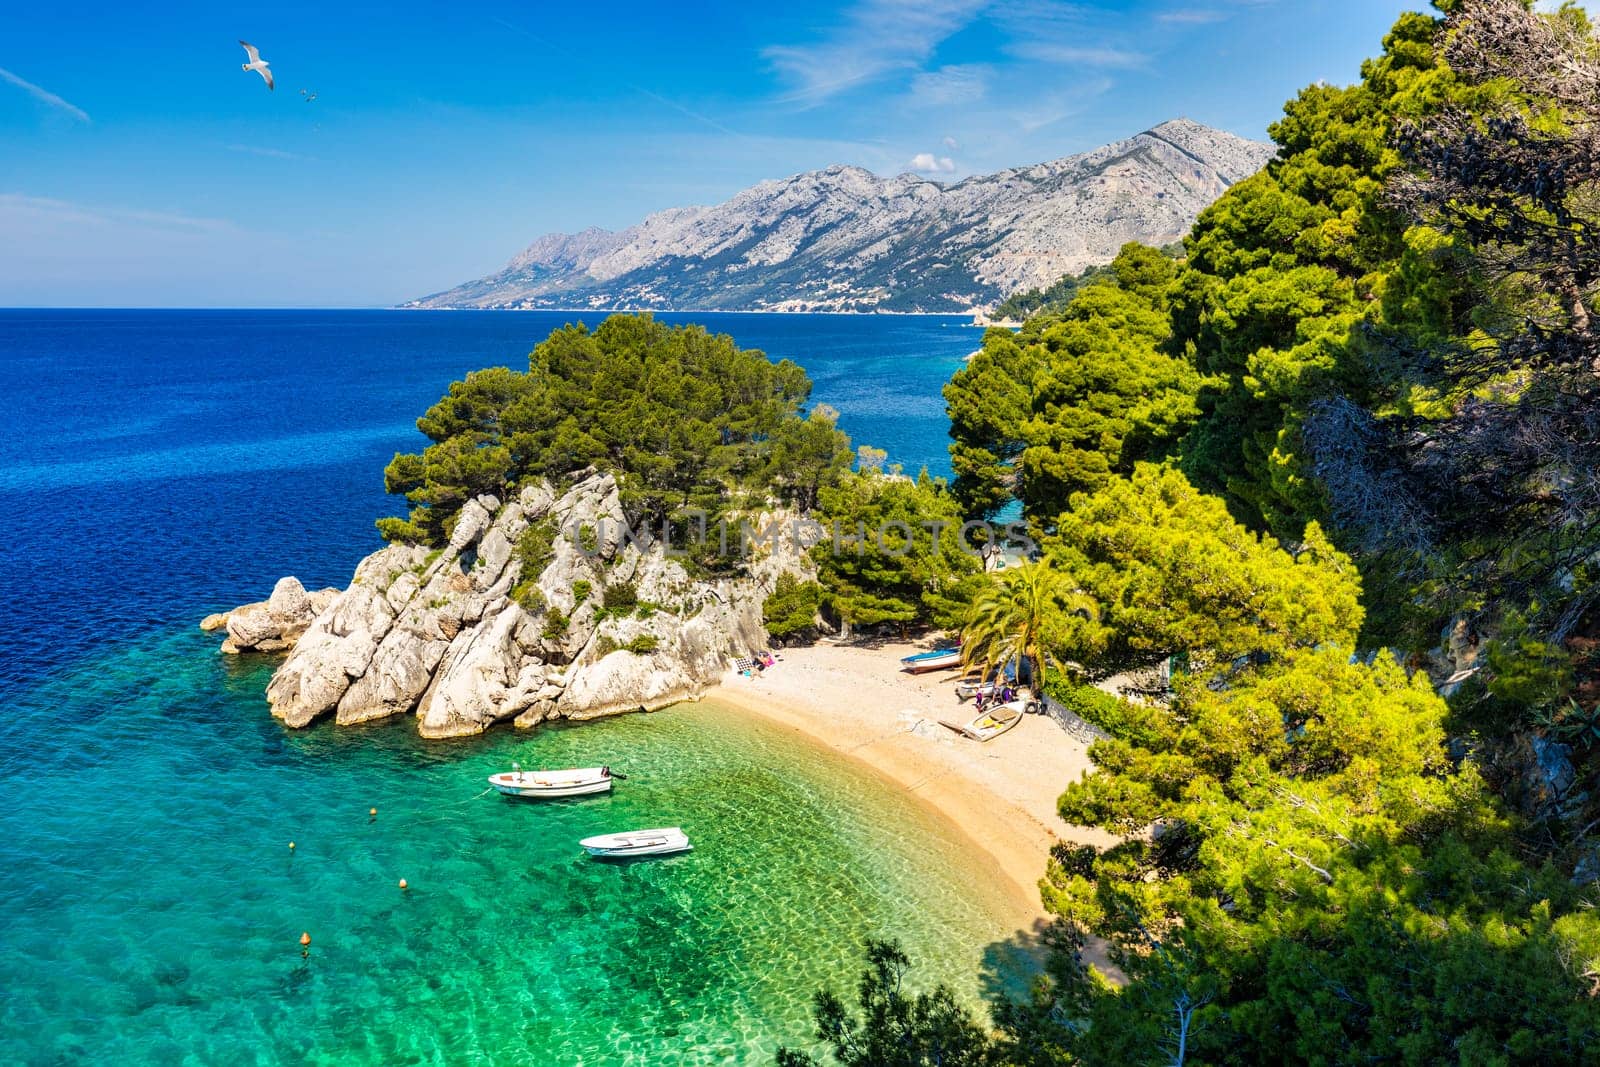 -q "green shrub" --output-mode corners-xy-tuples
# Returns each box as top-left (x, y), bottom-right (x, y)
(602, 580), (638, 612)
(623, 634), (660, 654)
(511, 581), (547, 614)
(593, 634), (619, 658)
(763, 574), (824, 638)
(516, 519), (558, 576)
(1041, 673), (1164, 747)
(541, 609), (570, 641)
(376, 515), (428, 545)
(576, 522), (600, 555)
(594, 580), (664, 621)
(571, 579), (592, 606)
